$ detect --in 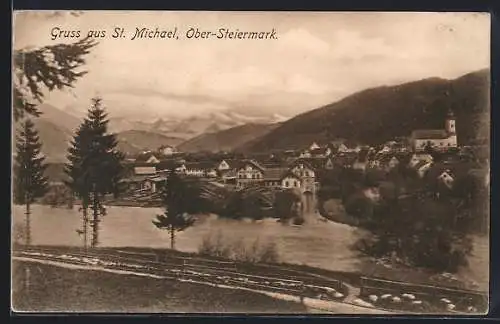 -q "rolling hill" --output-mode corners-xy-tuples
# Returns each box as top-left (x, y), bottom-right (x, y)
(177, 123), (281, 153)
(13, 118), (73, 163)
(242, 69), (490, 152)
